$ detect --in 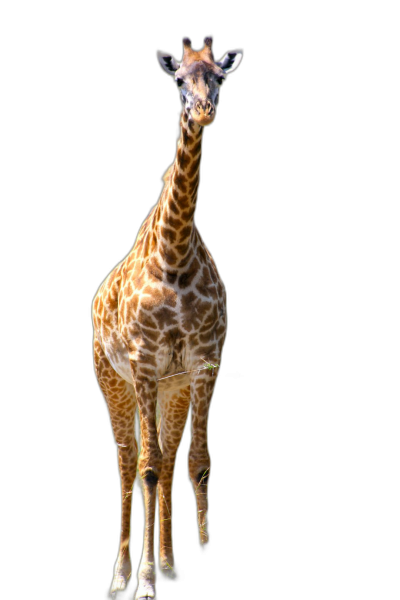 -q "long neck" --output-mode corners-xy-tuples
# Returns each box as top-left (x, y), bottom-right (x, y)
(155, 111), (203, 269)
